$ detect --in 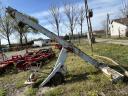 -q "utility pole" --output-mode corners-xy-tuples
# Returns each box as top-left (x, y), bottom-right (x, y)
(106, 13), (110, 38)
(78, 32), (80, 44)
(84, 0), (95, 55)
